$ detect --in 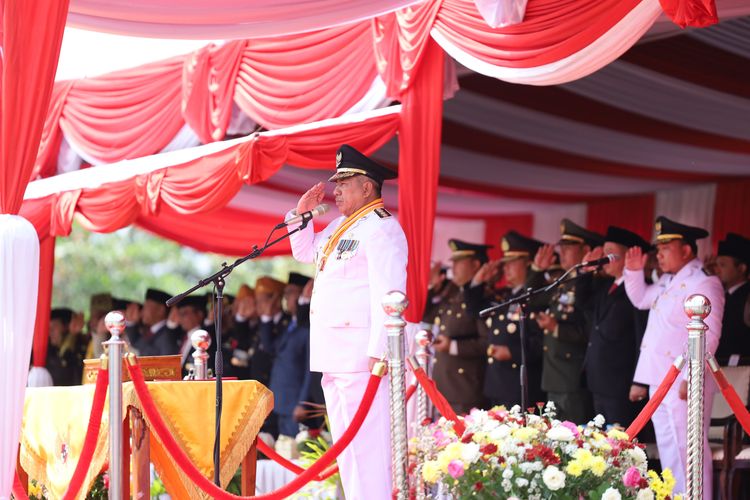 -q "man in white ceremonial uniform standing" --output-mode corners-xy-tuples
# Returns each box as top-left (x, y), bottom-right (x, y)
(624, 216), (724, 498)
(287, 144), (407, 499)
